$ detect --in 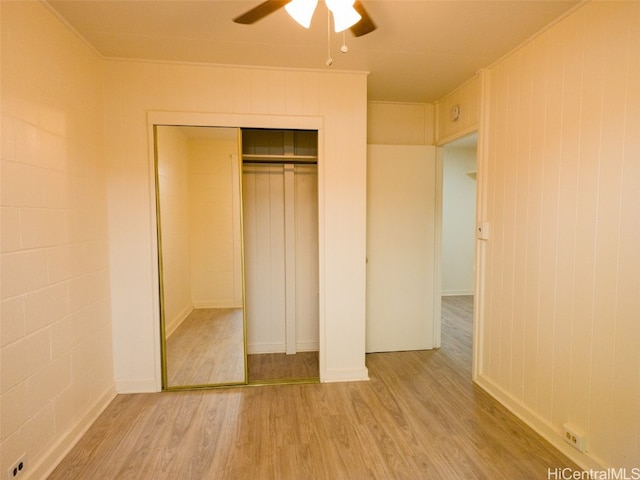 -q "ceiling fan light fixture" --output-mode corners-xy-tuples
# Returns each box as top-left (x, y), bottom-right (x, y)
(326, 0), (361, 32)
(285, 0), (318, 28)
